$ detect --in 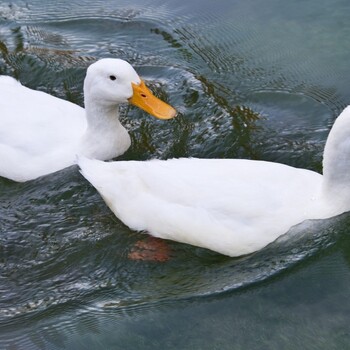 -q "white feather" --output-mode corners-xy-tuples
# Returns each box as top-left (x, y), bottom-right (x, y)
(78, 106), (350, 257)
